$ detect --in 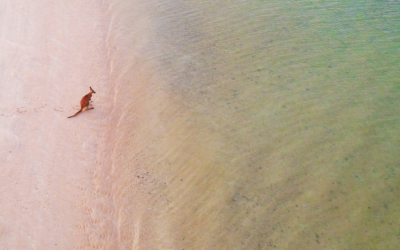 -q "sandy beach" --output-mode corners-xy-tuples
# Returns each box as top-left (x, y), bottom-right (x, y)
(1, 0), (399, 249)
(0, 0), (169, 248)
(0, 1), (119, 248)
